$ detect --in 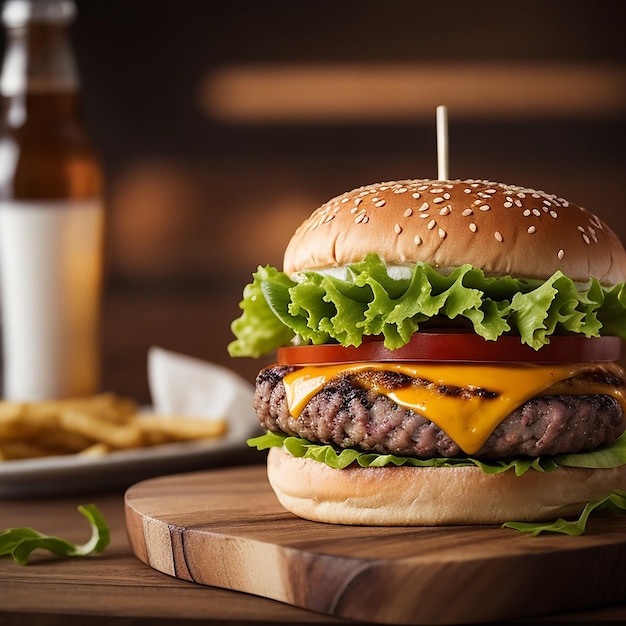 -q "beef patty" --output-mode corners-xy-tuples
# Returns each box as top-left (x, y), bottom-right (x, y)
(253, 365), (625, 459)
